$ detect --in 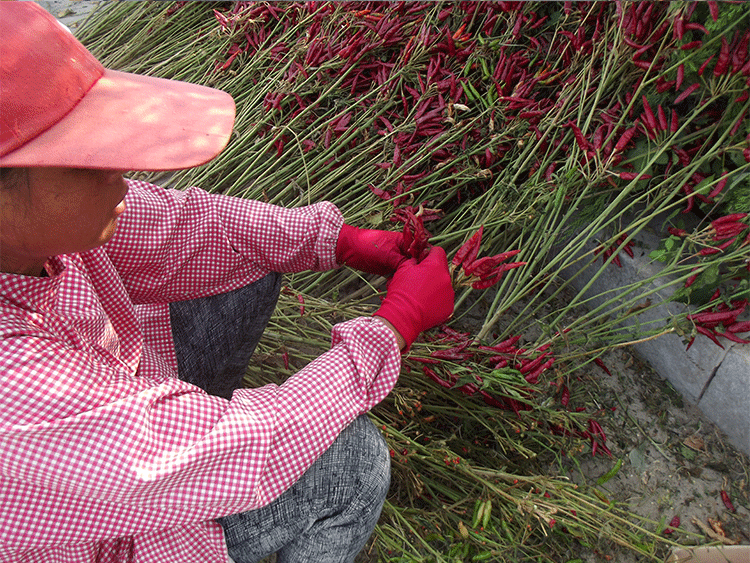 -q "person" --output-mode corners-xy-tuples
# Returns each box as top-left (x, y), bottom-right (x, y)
(0, 4), (454, 563)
